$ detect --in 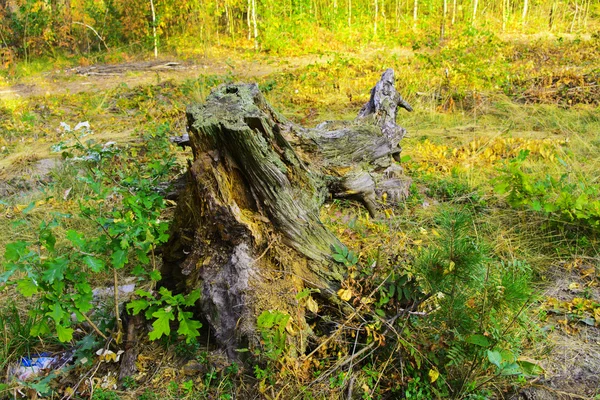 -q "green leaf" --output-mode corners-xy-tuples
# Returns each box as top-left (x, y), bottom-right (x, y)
(73, 283), (94, 313)
(17, 279), (38, 297)
(42, 257), (69, 284)
(257, 311), (276, 329)
(127, 299), (150, 315)
(131, 265), (146, 276)
(177, 311), (202, 343)
(149, 270), (162, 281)
(26, 380), (51, 395)
(46, 303), (66, 323)
(183, 289), (201, 307)
(134, 289), (154, 299)
(500, 349), (516, 364)
(465, 334), (490, 347)
(500, 363), (522, 376)
(332, 253), (347, 263)
(4, 241), (29, 261)
(531, 200), (543, 212)
(580, 317), (596, 326)
(39, 229), (56, 252)
(30, 321), (51, 337)
(148, 307), (175, 341)
(487, 350), (502, 368)
(517, 359), (544, 376)
(494, 182), (510, 194)
(83, 256), (105, 273)
(296, 288), (311, 300)
(0, 268), (16, 283)
(111, 248), (128, 269)
(66, 230), (86, 249)
(56, 323), (74, 342)
(136, 250), (150, 265)
(22, 201), (35, 214)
